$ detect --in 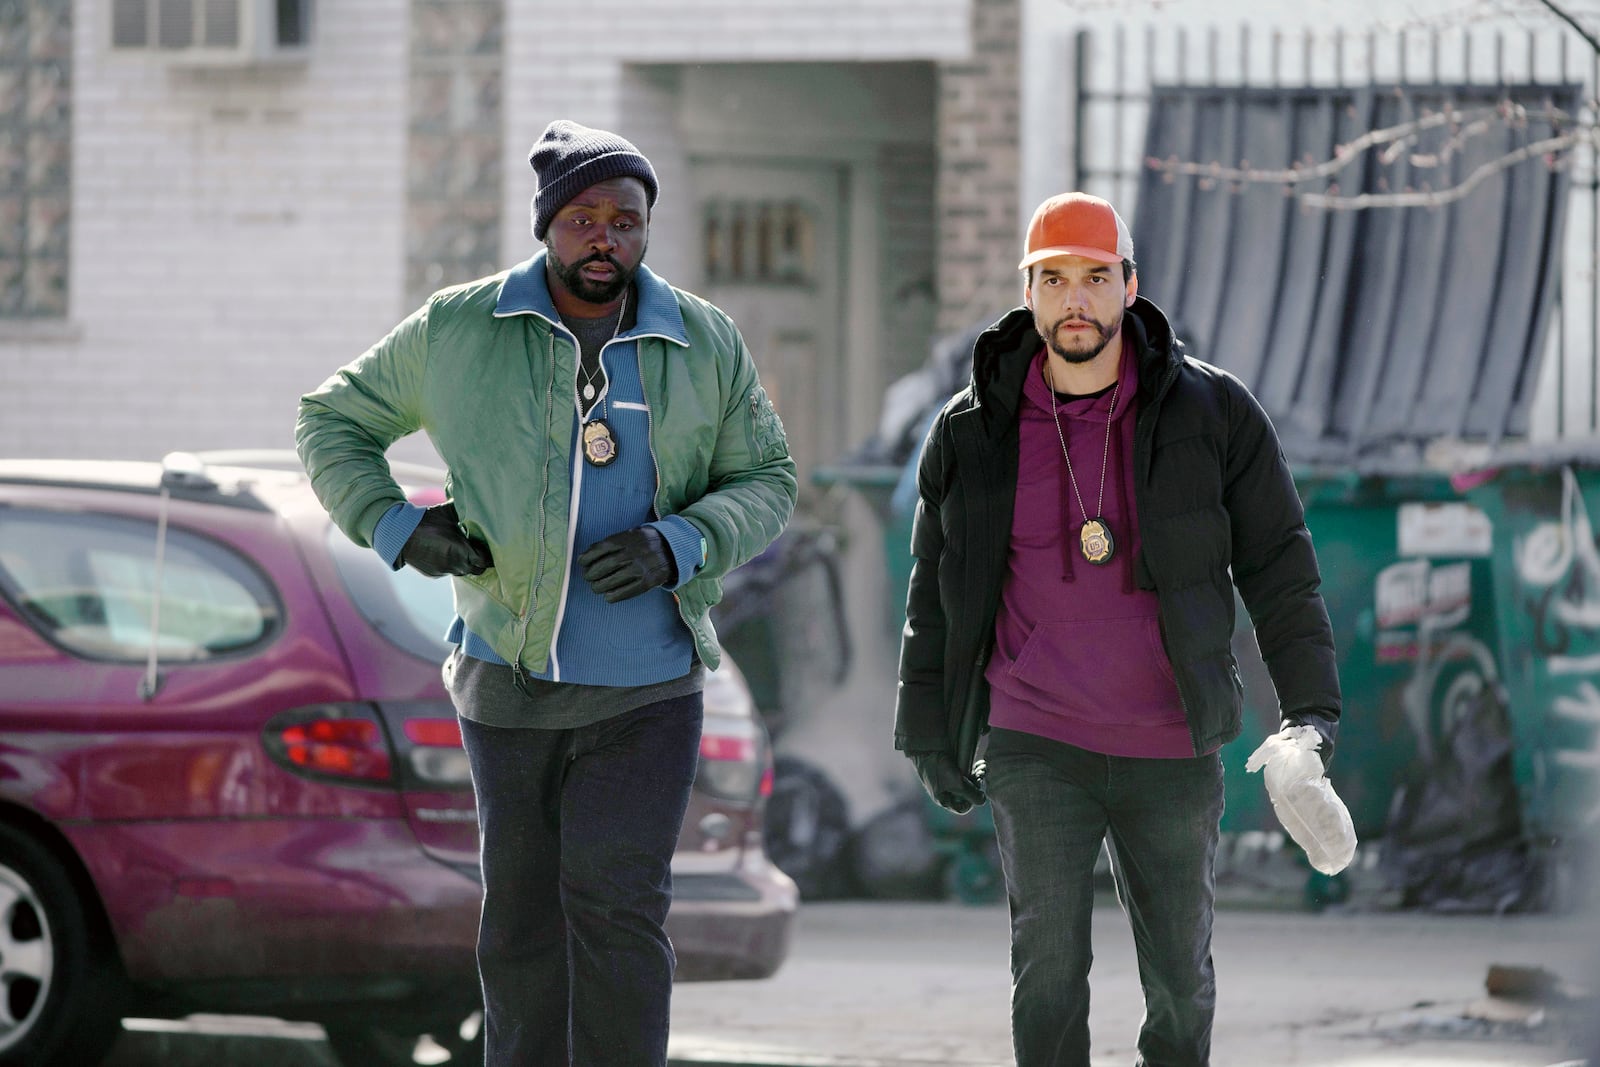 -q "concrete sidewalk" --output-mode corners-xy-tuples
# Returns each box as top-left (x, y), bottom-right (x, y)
(668, 898), (1599, 1067)
(100, 879), (1599, 1067)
